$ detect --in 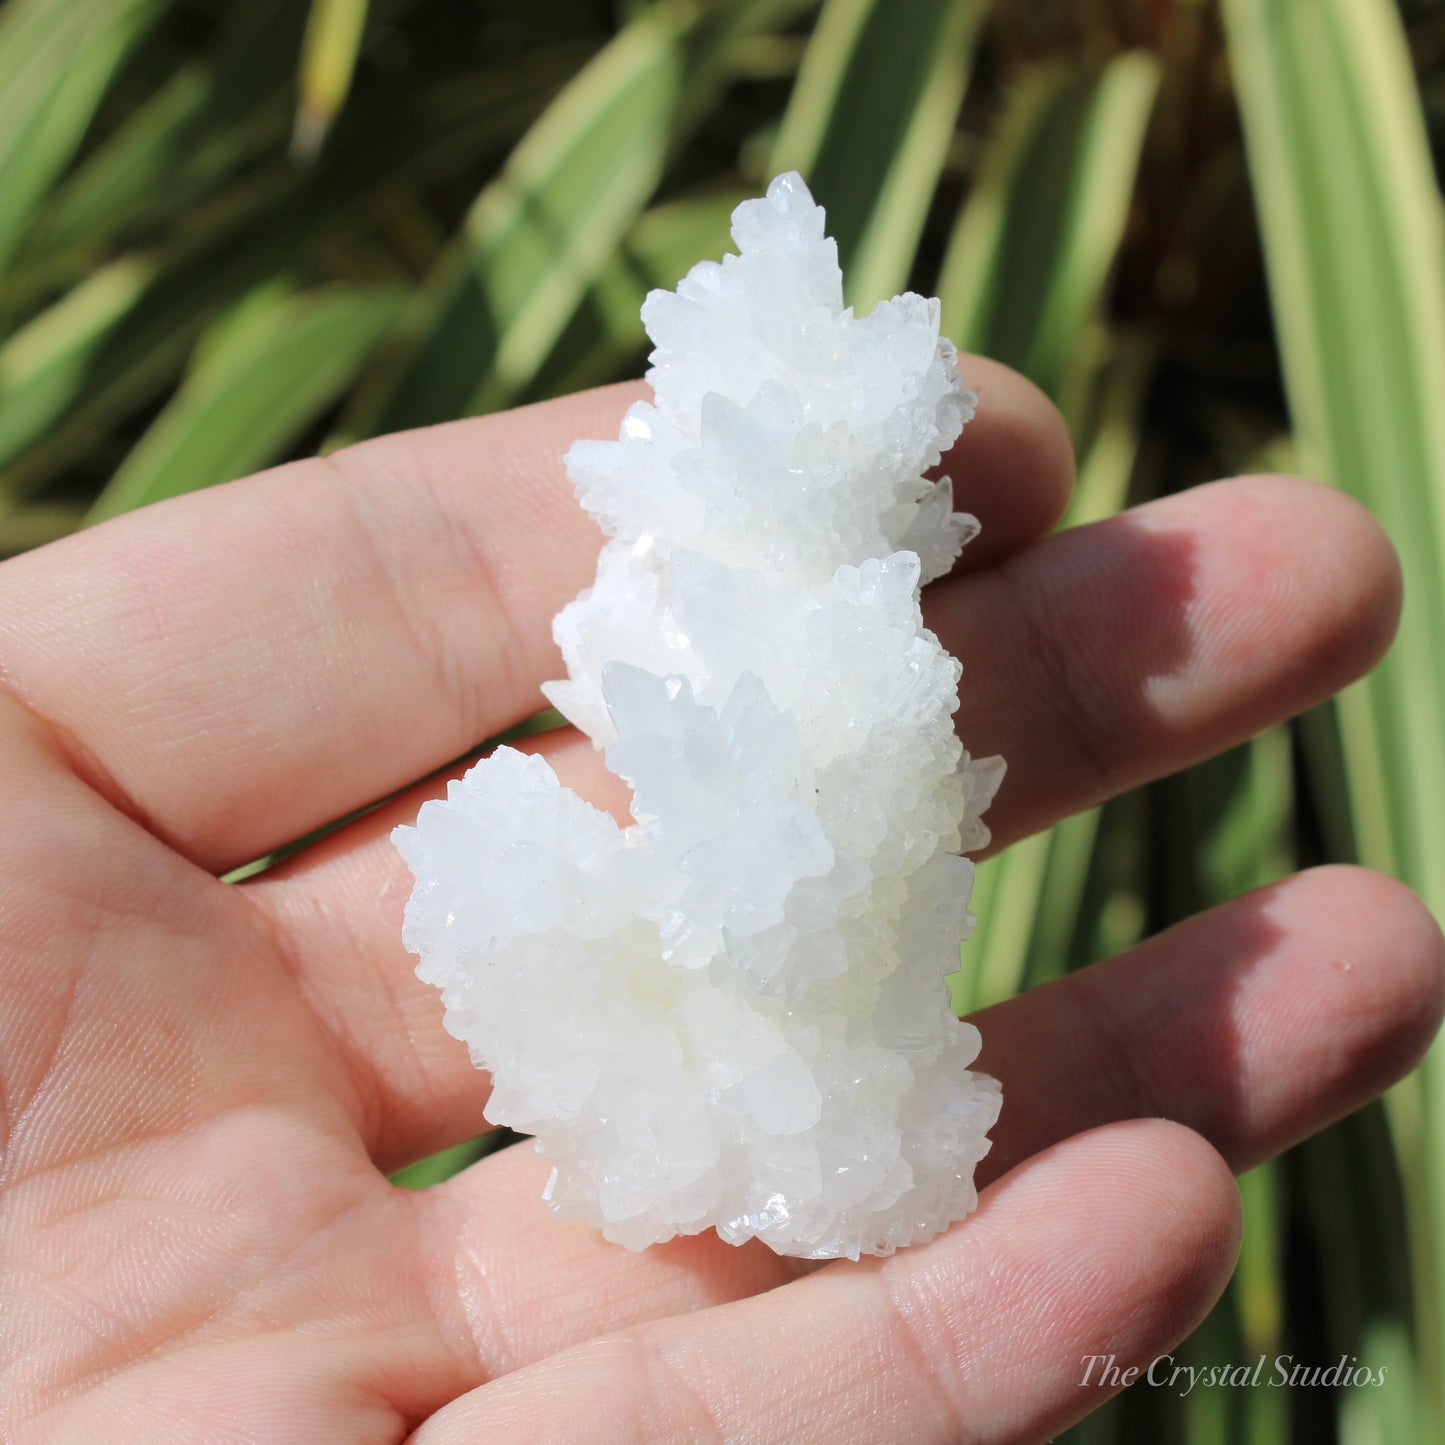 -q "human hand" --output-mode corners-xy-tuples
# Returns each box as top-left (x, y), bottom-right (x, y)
(1, 362), (1439, 1443)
